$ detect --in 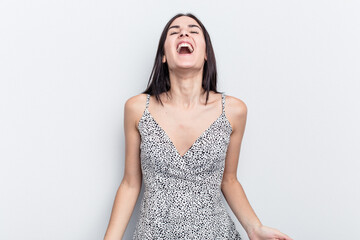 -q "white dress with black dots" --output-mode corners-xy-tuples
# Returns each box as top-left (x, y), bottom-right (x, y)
(133, 93), (242, 239)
